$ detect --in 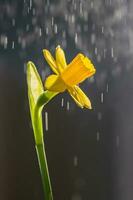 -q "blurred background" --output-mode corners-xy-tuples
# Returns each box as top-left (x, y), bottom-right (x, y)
(0, 0), (133, 199)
